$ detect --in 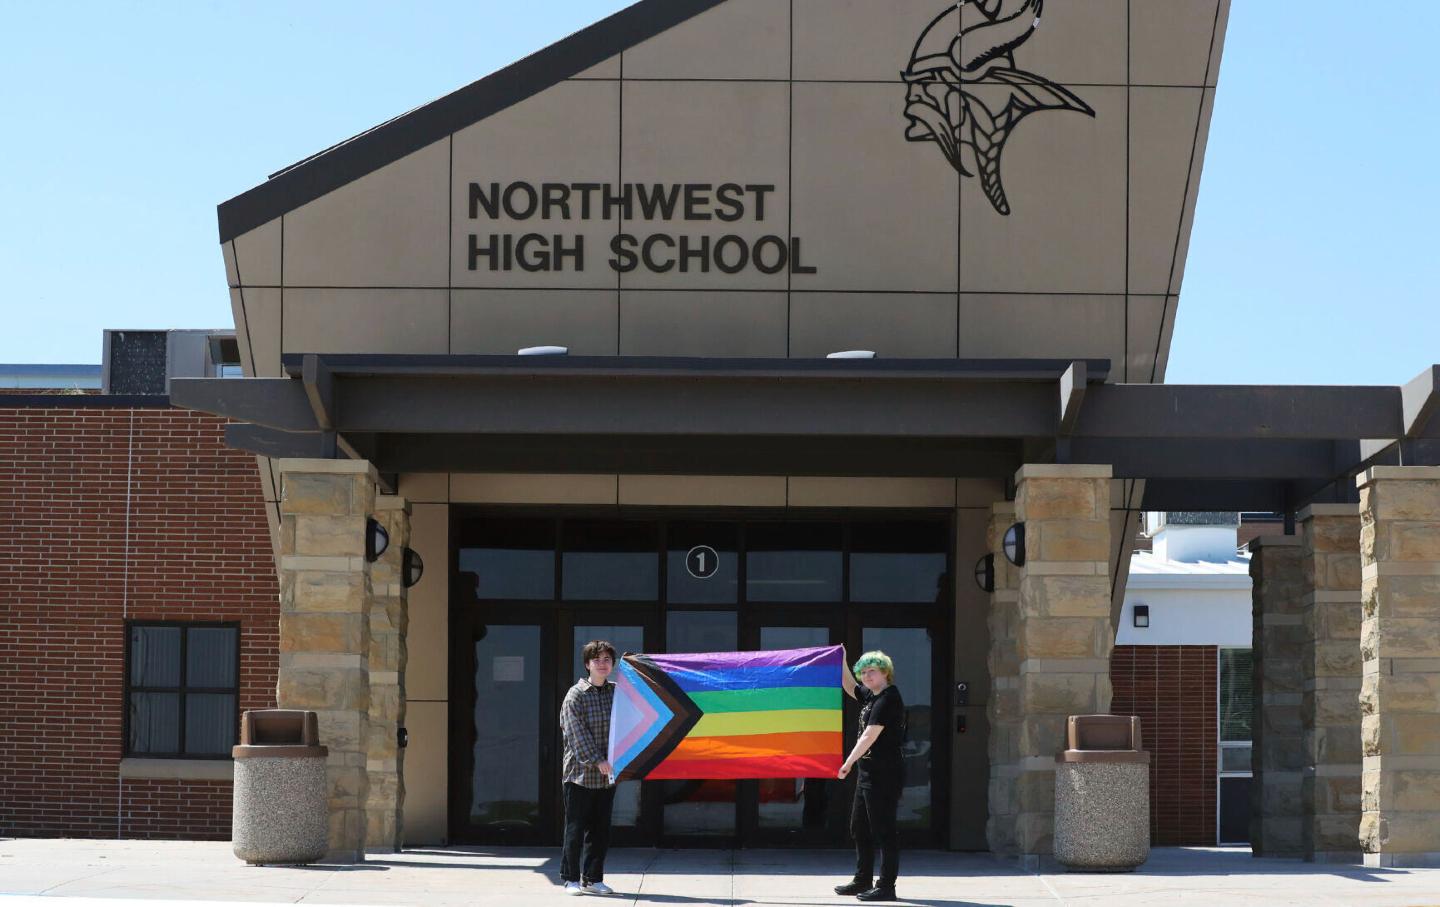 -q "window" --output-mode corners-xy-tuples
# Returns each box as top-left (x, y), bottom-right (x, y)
(459, 518), (556, 600)
(745, 521), (842, 603)
(1218, 647), (1254, 844)
(849, 520), (948, 603)
(125, 623), (239, 758)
